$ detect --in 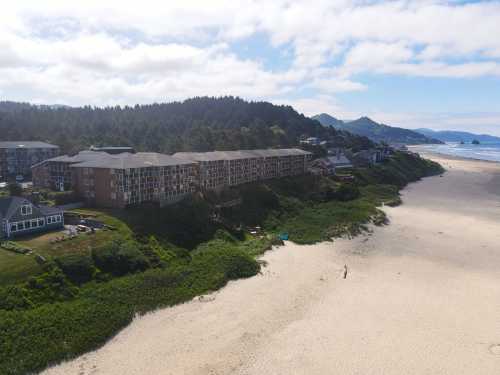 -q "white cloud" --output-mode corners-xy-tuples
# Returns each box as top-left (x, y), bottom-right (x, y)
(0, 0), (499, 134)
